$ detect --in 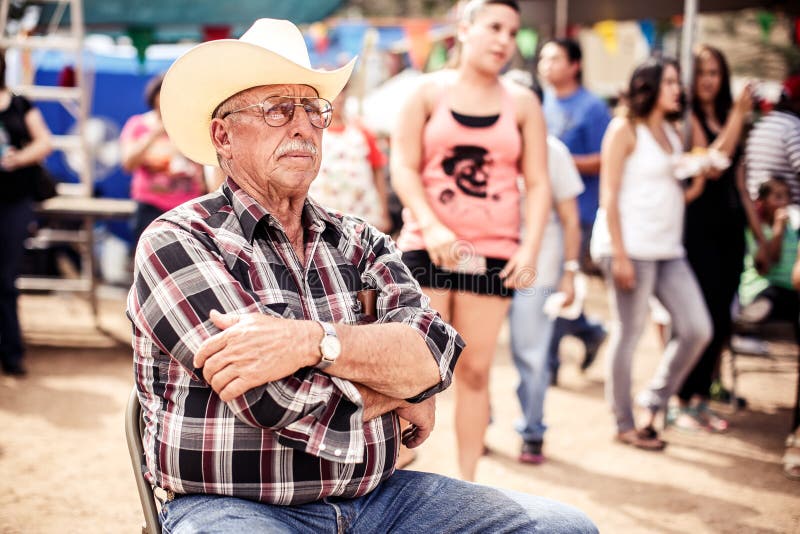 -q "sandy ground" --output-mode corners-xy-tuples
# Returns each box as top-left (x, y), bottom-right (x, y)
(1, 277), (799, 533)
